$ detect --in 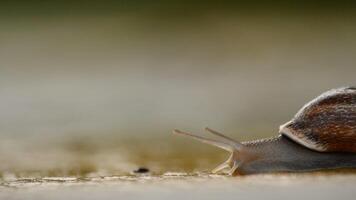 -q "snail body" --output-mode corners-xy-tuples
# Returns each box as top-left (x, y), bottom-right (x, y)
(174, 87), (356, 175)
